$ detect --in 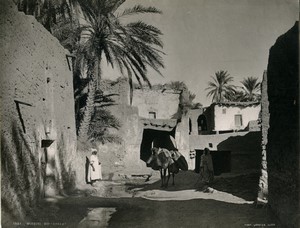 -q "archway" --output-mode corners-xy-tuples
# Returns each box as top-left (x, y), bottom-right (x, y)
(140, 129), (176, 162)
